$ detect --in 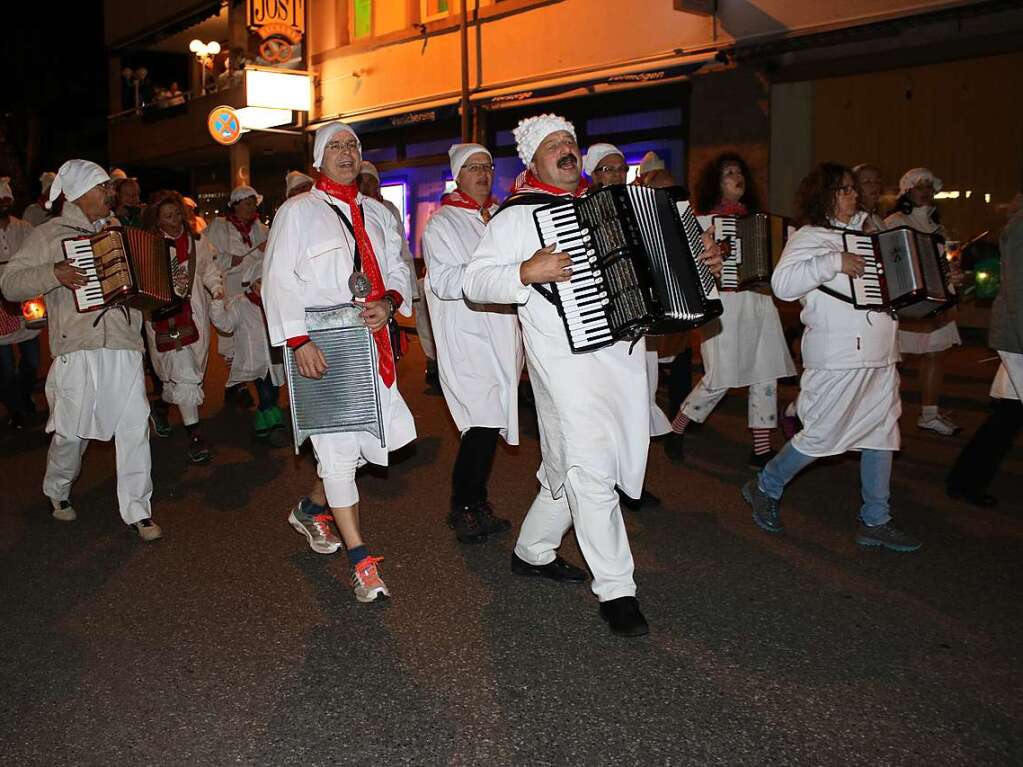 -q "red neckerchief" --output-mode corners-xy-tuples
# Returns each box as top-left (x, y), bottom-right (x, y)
(161, 229), (191, 264)
(315, 176), (396, 388)
(510, 169), (588, 198)
(709, 200), (748, 217)
(37, 194), (48, 207)
(441, 190), (498, 223)
(226, 213), (254, 247)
